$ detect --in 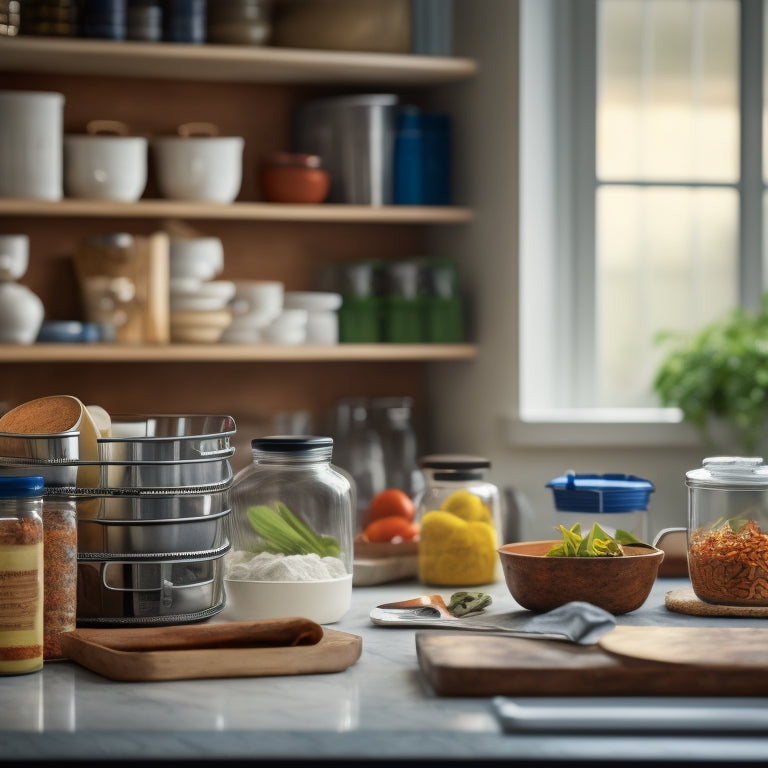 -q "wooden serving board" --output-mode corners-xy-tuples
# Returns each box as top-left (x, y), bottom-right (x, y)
(61, 617), (362, 681)
(416, 626), (768, 697)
